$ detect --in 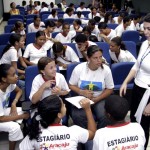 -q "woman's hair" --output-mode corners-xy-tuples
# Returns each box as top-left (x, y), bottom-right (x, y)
(87, 45), (103, 58)
(105, 95), (129, 121)
(52, 42), (65, 58)
(98, 22), (107, 29)
(22, 1), (26, 6)
(45, 20), (56, 28)
(89, 35), (98, 42)
(51, 9), (57, 16)
(75, 33), (87, 43)
(33, 15), (40, 21)
(104, 12), (112, 23)
(143, 13), (150, 23)
(65, 7), (73, 14)
(10, 2), (15, 8)
(50, 2), (54, 8)
(0, 64), (12, 82)
(1, 34), (22, 58)
(111, 37), (126, 50)
(12, 21), (23, 32)
(82, 26), (92, 35)
(77, 11), (82, 17)
(28, 95), (62, 140)
(35, 30), (45, 39)
(38, 57), (54, 73)
(73, 19), (81, 26)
